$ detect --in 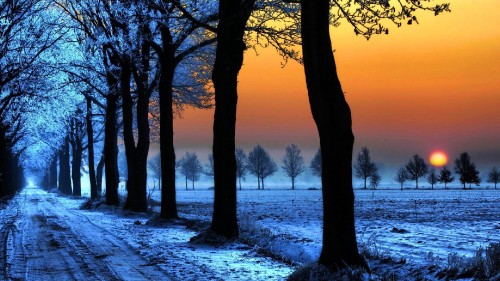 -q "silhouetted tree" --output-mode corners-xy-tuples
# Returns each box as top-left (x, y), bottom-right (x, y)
(148, 153), (162, 190)
(369, 171), (381, 189)
(404, 154), (429, 189)
(454, 152), (481, 189)
(247, 145), (277, 190)
(178, 152), (203, 190)
(235, 148), (247, 190)
(58, 136), (72, 195)
(353, 147), (377, 189)
(438, 166), (454, 189)
(204, 154), (215, 179)
(395, 167), (408, 190)
(427, 168), (438, 189)
(282, 144), (305, 190)
(487, 167), (500, 189)
(310, 149), (322, 177)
